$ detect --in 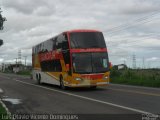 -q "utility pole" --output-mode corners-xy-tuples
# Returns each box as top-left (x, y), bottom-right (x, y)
(23, 56), (27, 66)
(15, 58), (18, 66)
(18, 50), (21, 64)
(14, 58), (18, 73)
(148, 61), (151, 69)
(142, 57), (145, 69)
(132, 54), (136, 69)
(124, 60), (126, 65)
(2, 63), (5, 72)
